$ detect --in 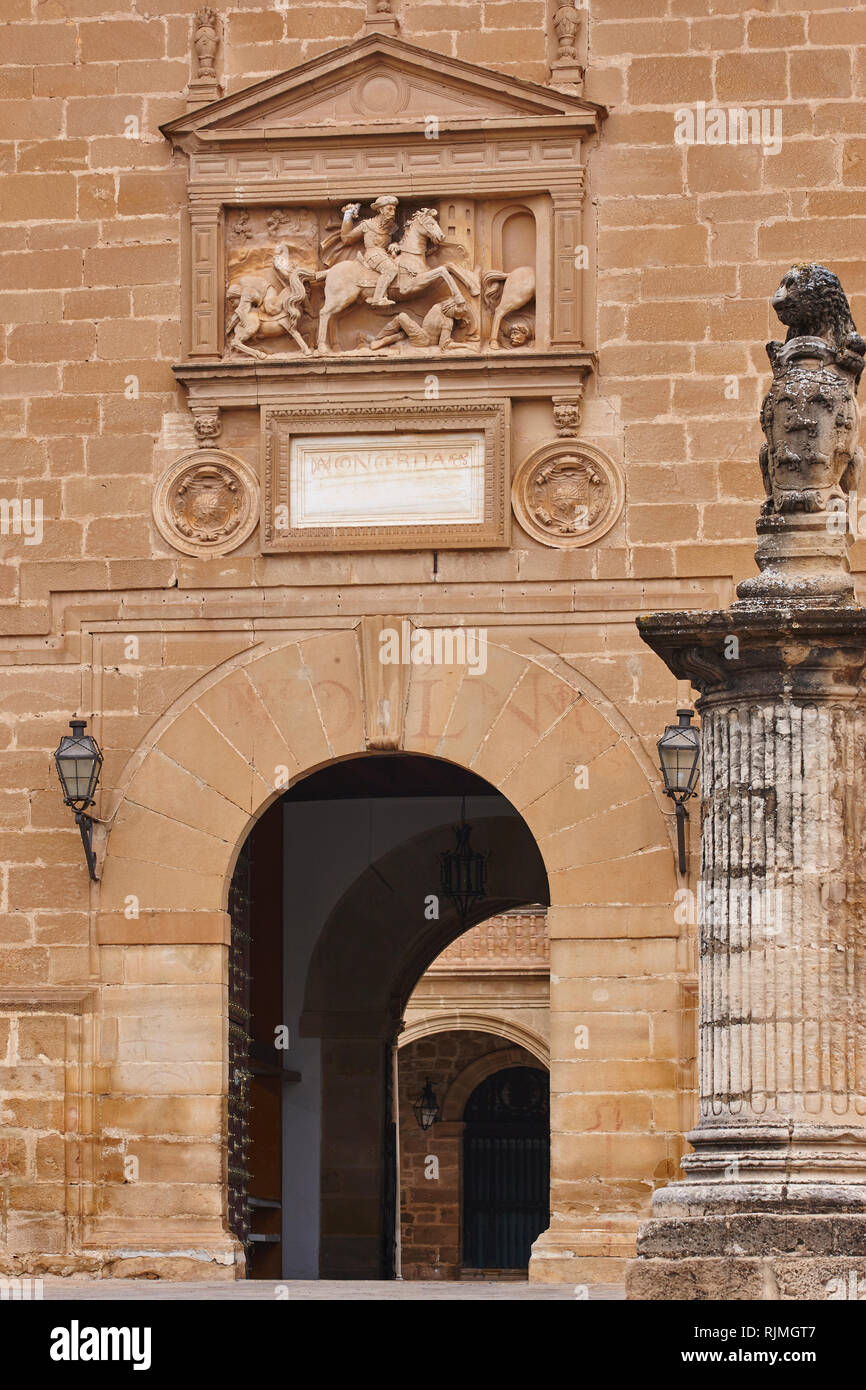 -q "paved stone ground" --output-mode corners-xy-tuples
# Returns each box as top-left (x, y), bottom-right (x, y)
(39, 1278), (625, 1301)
